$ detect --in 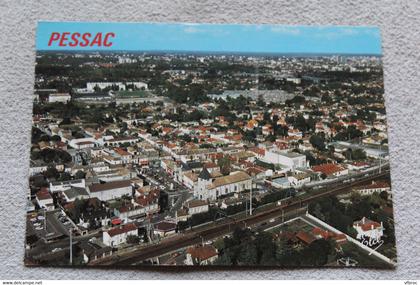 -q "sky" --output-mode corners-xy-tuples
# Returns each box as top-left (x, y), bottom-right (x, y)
(36, 22), (382, 55)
